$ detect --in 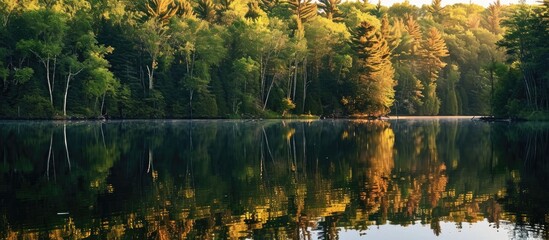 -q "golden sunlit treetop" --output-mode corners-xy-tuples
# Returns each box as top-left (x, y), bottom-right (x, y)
(376, 0), (538, 7)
